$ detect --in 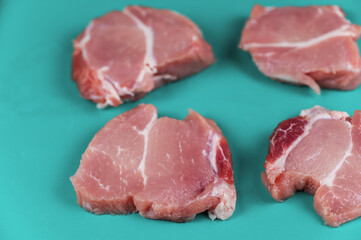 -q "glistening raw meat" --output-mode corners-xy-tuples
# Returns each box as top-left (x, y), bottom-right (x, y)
(70, 104), (236, 222)
(240, 5), (361, 94)
(72, 6), (215, 108)
(262, 106), (361, 227)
